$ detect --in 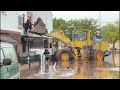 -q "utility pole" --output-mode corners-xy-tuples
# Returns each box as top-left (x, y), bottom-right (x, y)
(99, 11), (101, 36)
(118, 11), (120, 53)
(99, 11), (102, 50)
